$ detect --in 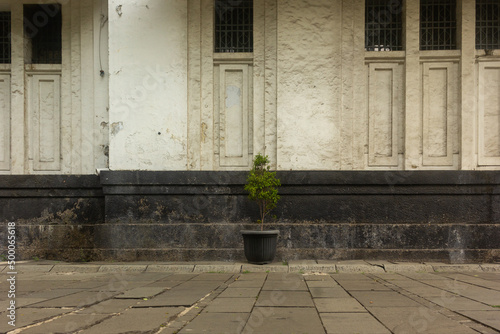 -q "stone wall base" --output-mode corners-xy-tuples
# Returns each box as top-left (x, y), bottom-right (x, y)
(1, 171), (499, 263)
